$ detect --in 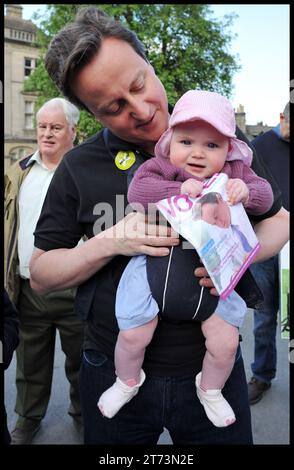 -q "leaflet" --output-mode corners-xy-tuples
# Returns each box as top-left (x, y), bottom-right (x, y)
(156, 172), (260, 300)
